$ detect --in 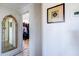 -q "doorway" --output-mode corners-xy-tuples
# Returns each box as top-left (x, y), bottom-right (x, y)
(14, 12), (30, 56)
(23, 12), (29, 49)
